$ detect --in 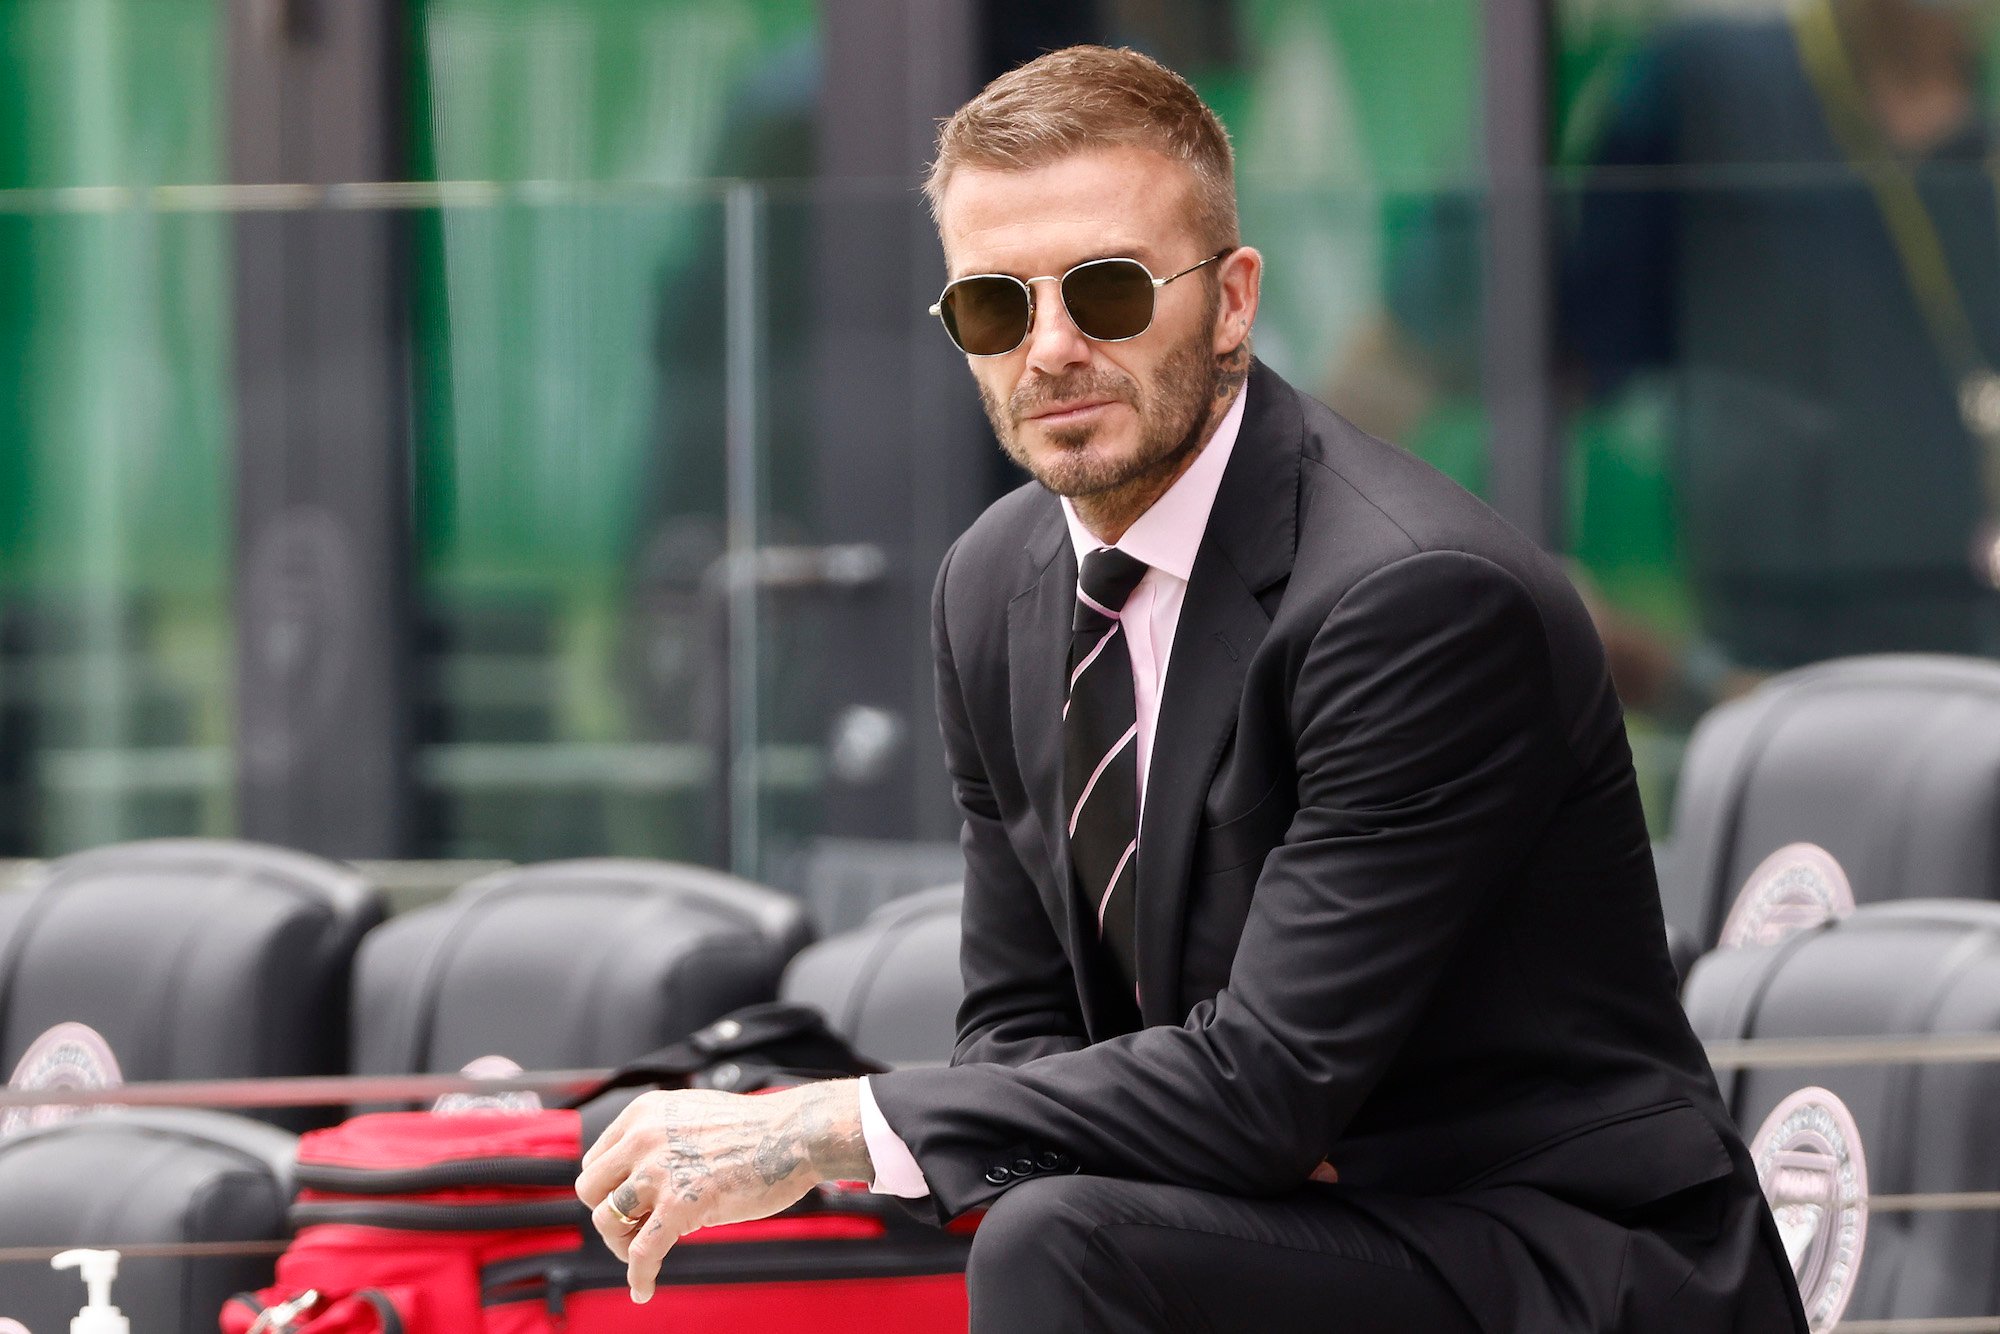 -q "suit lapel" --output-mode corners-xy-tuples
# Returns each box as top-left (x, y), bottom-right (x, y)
(1007, 504), (1125, 1033)
(1008, 507), (1072, 925)
(1134, 364), (1301, 1023)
